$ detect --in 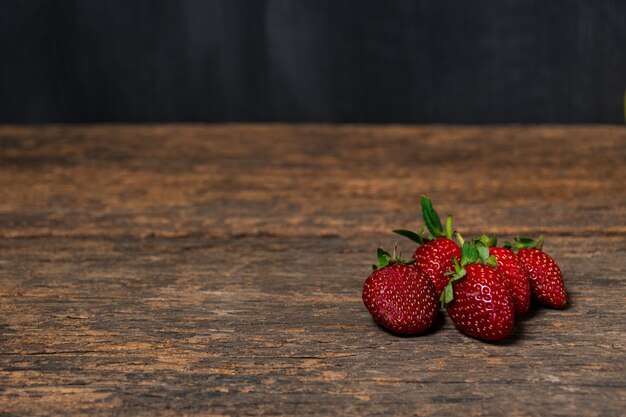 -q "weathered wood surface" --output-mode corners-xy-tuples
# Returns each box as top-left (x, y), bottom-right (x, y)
(0, 125), (625, 416)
